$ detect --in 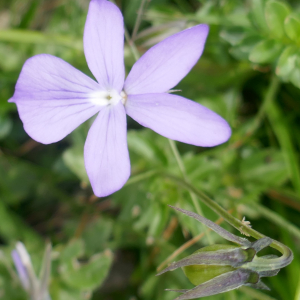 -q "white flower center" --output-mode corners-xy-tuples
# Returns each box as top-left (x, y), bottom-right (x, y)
(89, 89), (127, 106)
